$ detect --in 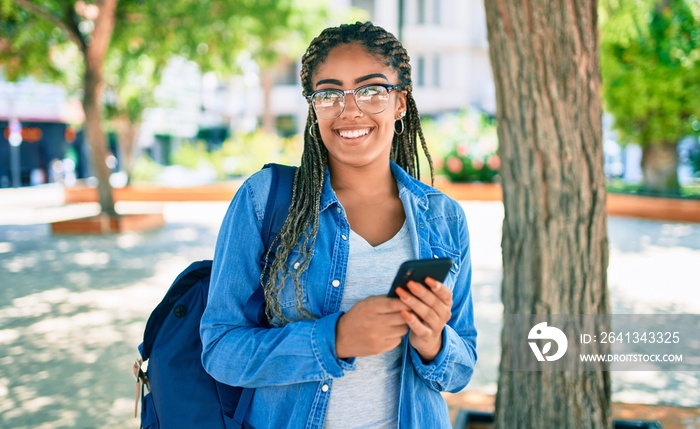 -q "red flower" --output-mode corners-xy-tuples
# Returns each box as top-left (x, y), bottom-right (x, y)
(487, 155), (501, 170)
(472, 158), (484, 170)
(456, 143), (469, 157)
(447, 157), (463, 174)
